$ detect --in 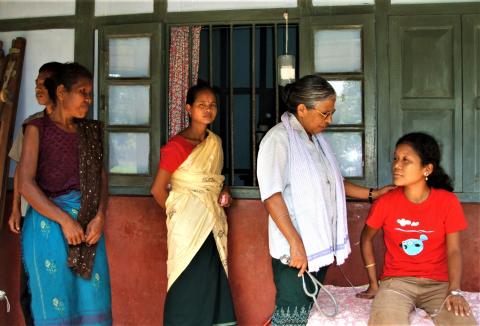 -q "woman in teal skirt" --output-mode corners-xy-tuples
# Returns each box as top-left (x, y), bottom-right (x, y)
(19, 62), (111, 325)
